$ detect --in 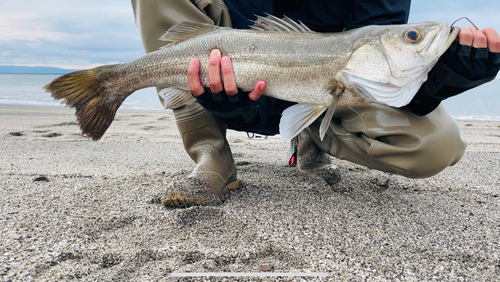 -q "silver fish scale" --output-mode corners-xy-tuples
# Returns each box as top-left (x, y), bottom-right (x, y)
(105, 27), (371, 106)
